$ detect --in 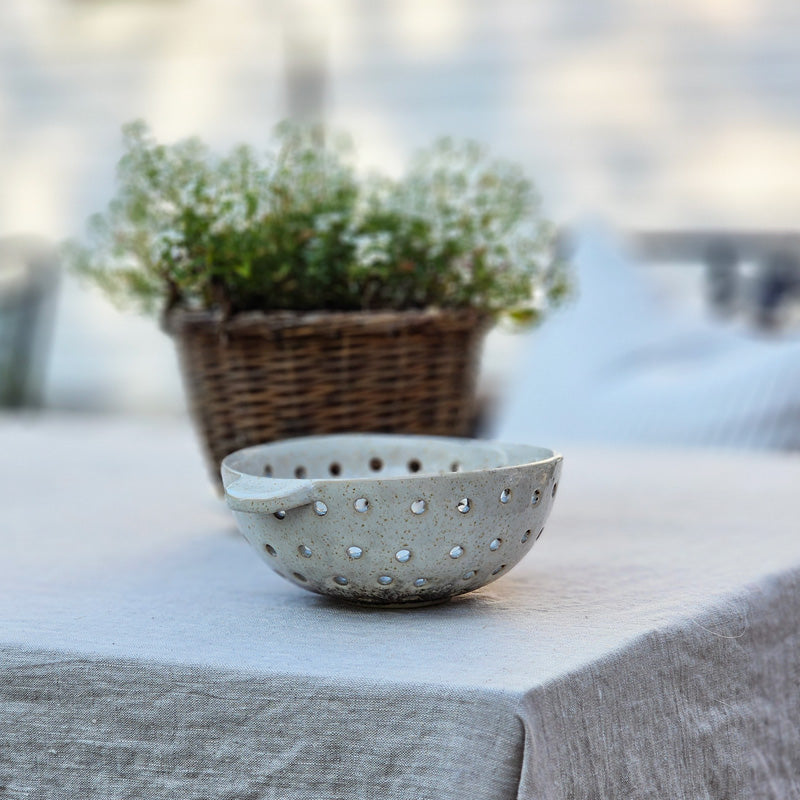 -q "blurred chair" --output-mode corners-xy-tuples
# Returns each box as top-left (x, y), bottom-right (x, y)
(630, 229), (800, 331)
(703, 238), (740, 317)
(0, 237), (59, 408)
(495, 223), (800, 451)
(754, 250), (800, 330)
